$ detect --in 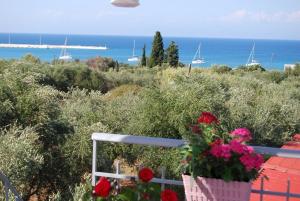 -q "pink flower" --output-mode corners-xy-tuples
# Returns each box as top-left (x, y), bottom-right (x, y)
(231, 128), (252, 142)
(229, 140), (246, 154)
(240, 153), (264, 171)
(210, 141), (231, 159)
(244, 146), (254, 154)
